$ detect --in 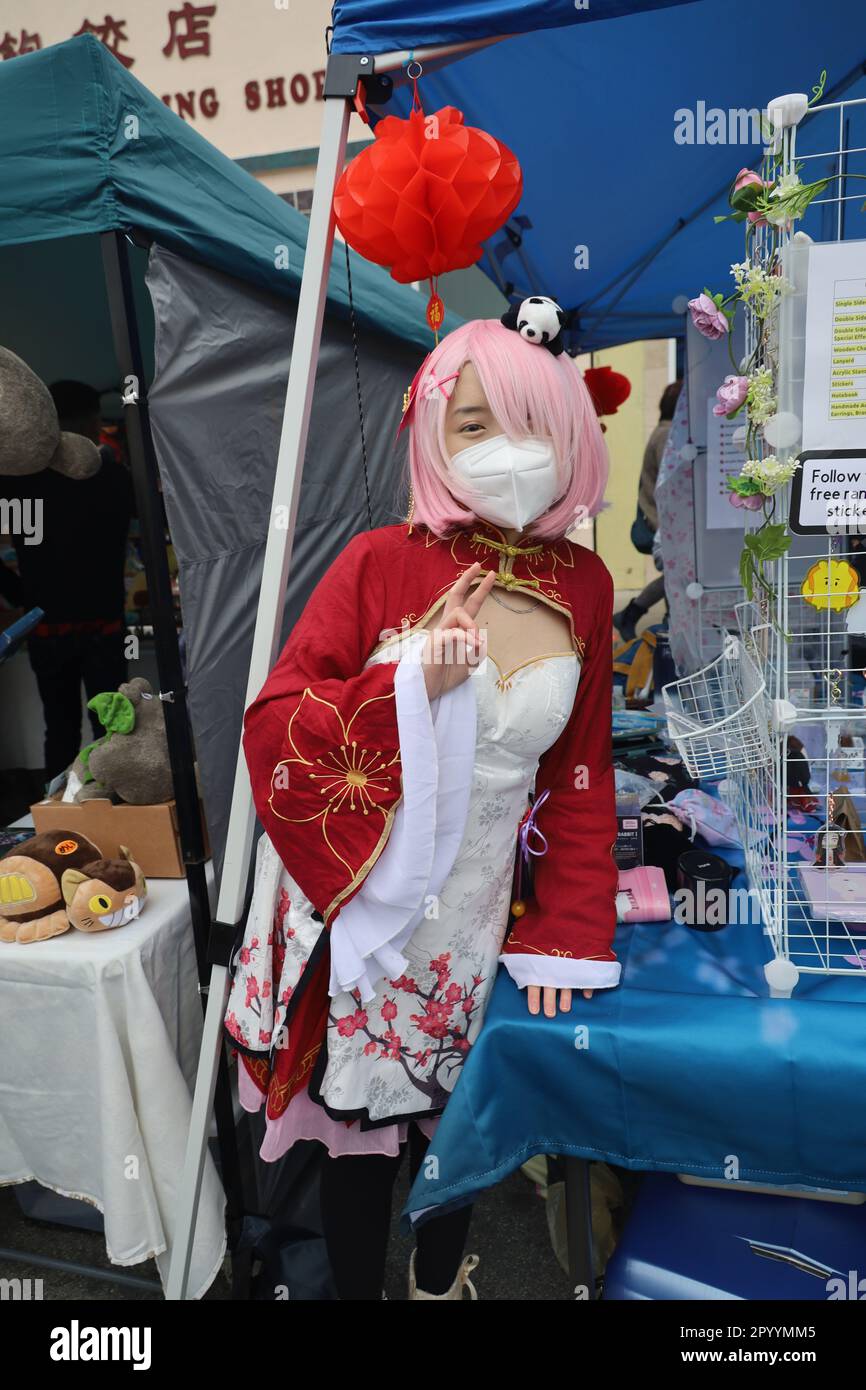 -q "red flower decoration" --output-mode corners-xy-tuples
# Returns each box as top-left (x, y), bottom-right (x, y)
(334, 105), (522, 284)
